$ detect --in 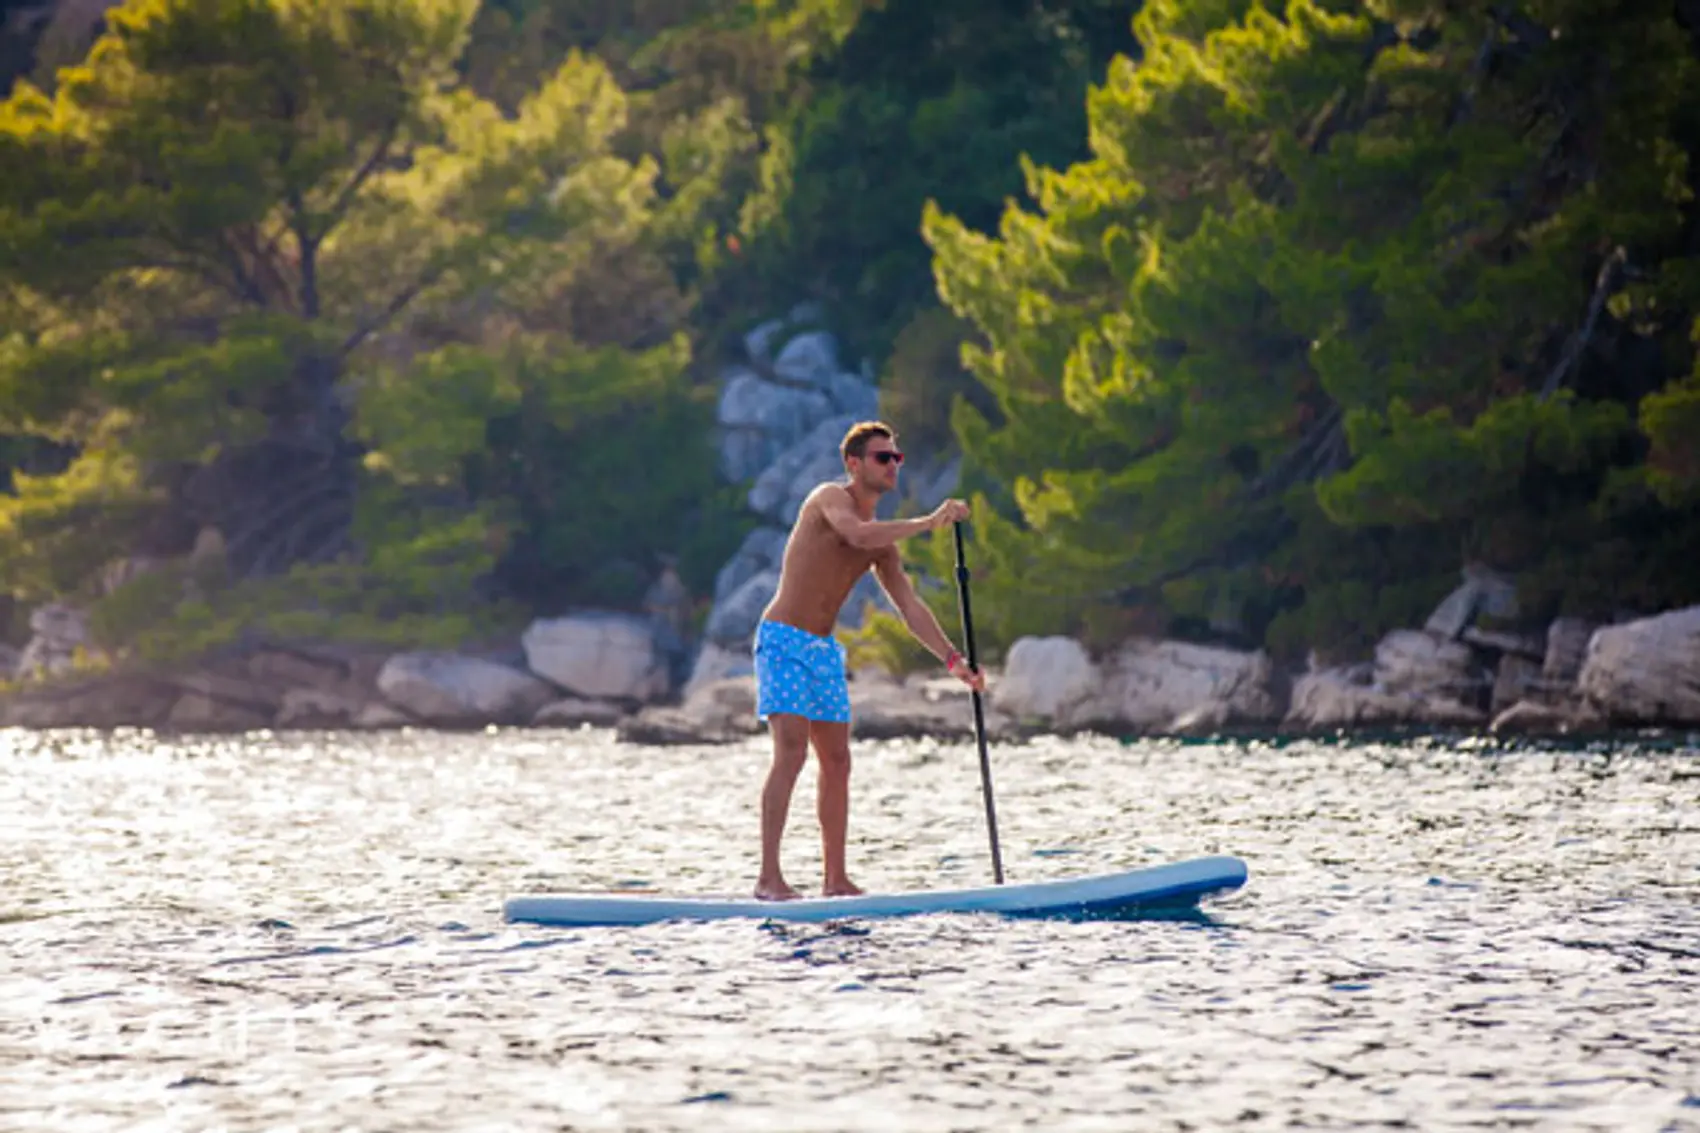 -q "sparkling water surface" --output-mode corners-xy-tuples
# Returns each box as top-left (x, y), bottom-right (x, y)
(2, 726), (1696, 1132)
